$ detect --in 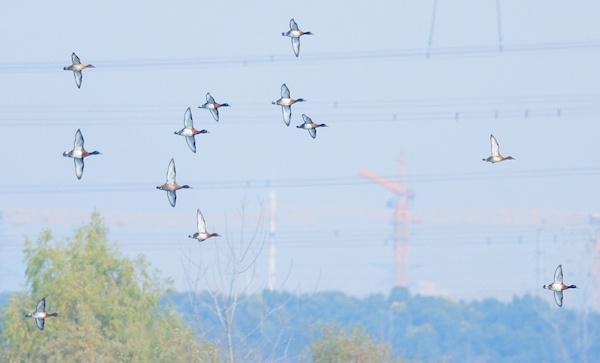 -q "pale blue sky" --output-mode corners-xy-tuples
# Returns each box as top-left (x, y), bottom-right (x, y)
(1, 1), (599, 309)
